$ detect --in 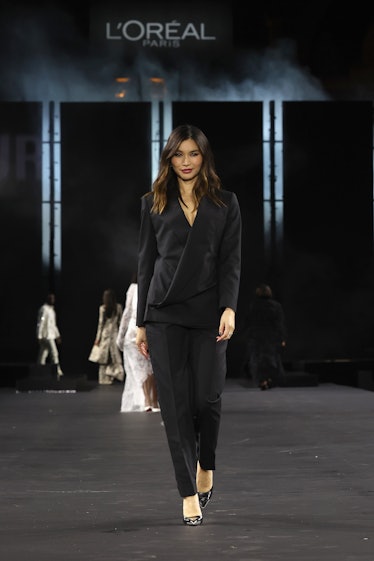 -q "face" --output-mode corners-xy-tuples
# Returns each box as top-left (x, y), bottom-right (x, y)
(171, 138), (203, 183)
